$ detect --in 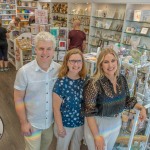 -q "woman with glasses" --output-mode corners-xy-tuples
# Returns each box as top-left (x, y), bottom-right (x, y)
(53, 49), (87, 150)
